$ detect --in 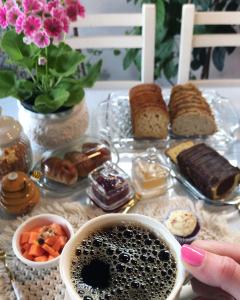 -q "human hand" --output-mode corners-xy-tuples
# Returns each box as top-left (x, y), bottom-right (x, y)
(181, 240), (240, 300)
